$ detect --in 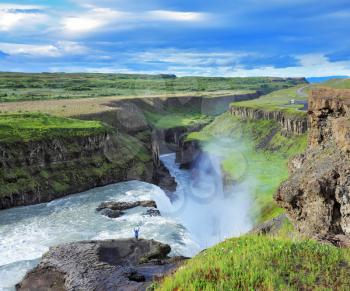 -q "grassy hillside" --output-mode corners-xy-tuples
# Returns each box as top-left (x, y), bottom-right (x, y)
(144, 100), (214, 129)
(153, 84), (350, 291)
(0, 113), (154, 202)
(0, 113), (109, 142)
(0, 73), (306, 102)
(145, 110), (213, 129)
(232, 85), (308, 116)
(187, 112), (307, 223)
(155, 235), (350, 290)
(322, 78), (350, 89)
